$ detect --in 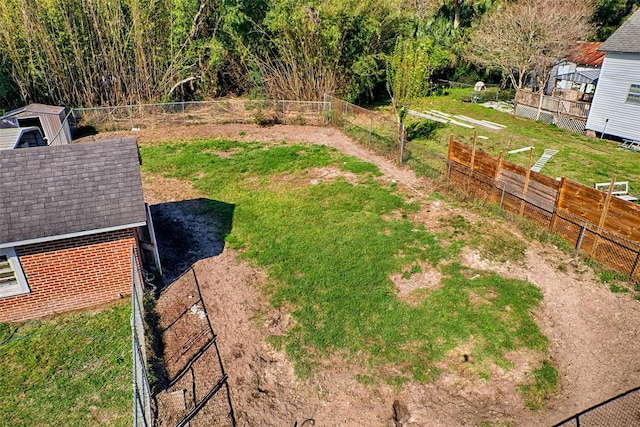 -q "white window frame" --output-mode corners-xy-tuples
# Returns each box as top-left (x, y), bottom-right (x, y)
(0, 247), (30, 298)
(626, 84), (640, 105)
